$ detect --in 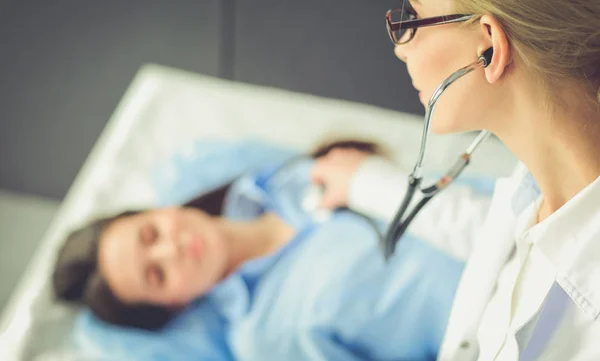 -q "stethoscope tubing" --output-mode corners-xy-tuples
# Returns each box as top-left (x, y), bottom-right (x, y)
(382, 48), (494, 260)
